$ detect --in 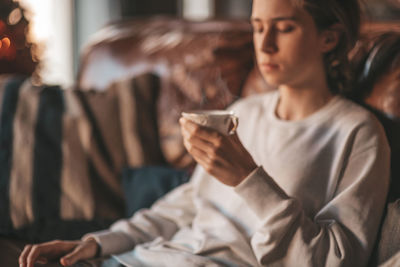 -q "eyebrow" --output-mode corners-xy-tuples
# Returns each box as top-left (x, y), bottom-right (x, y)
(250, 16), (298, 23)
